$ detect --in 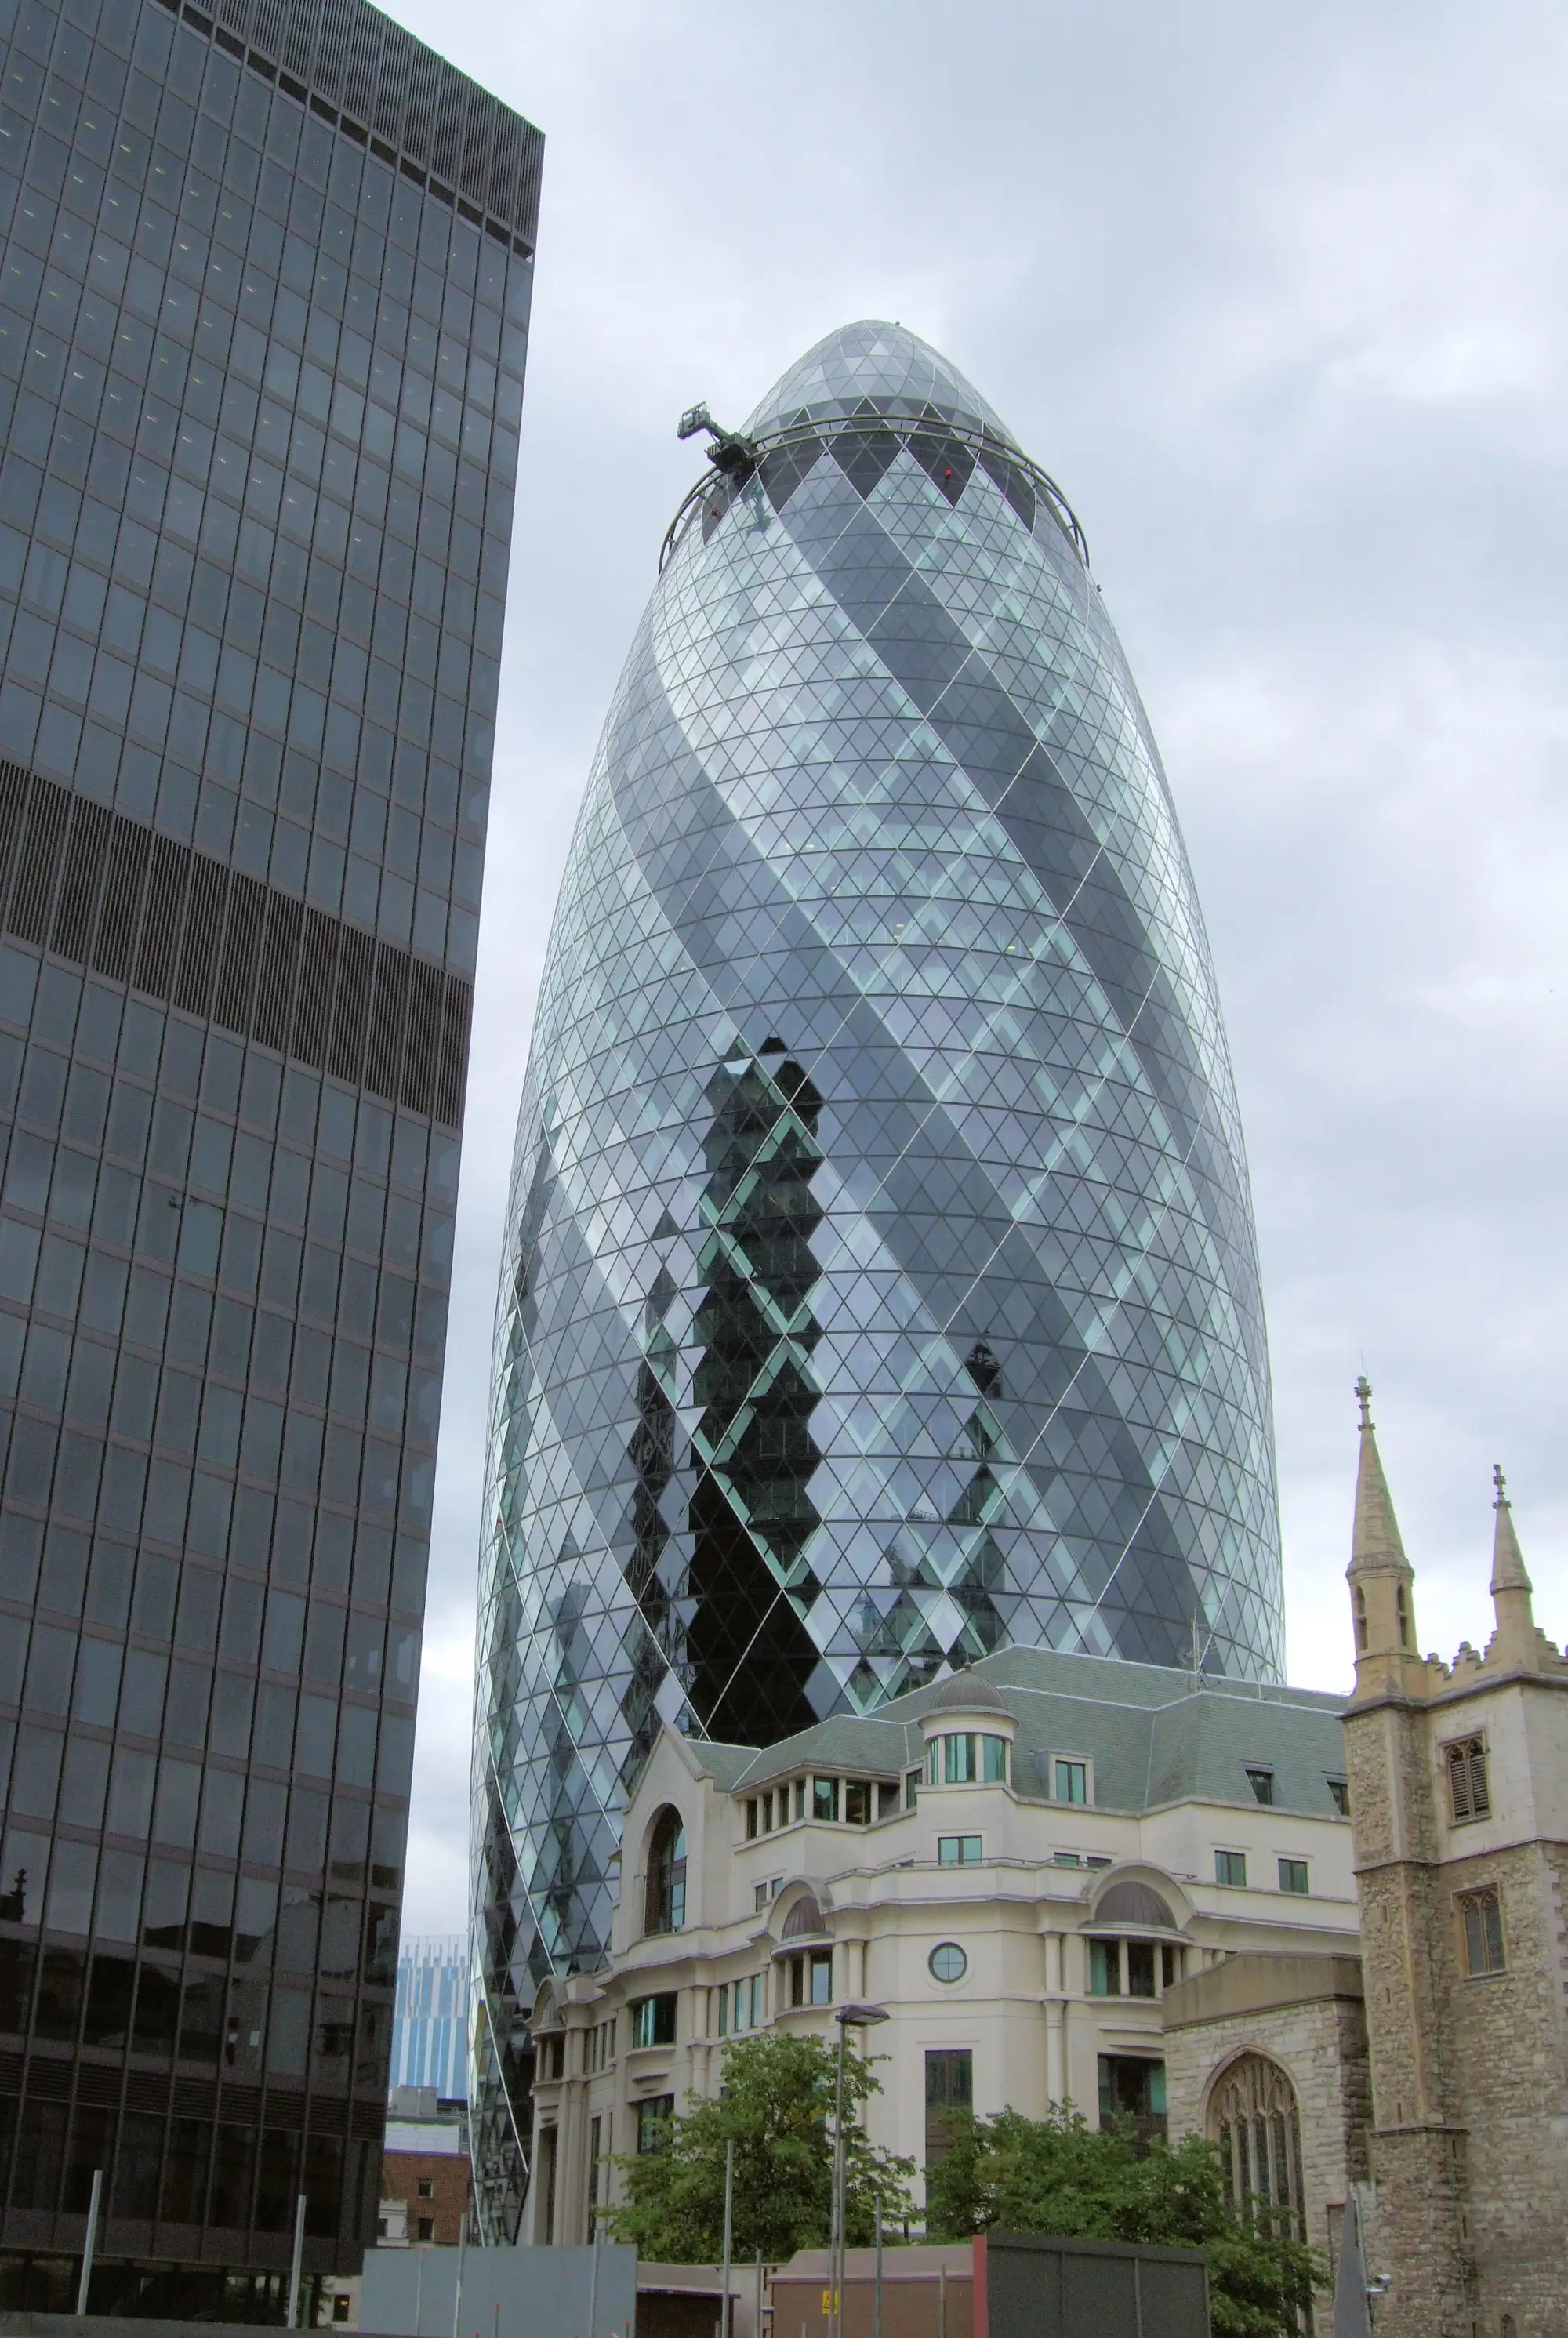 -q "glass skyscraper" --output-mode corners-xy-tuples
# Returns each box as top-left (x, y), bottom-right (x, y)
(471, 321), (1278, 2232)
(0, 0), (535, 2311)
